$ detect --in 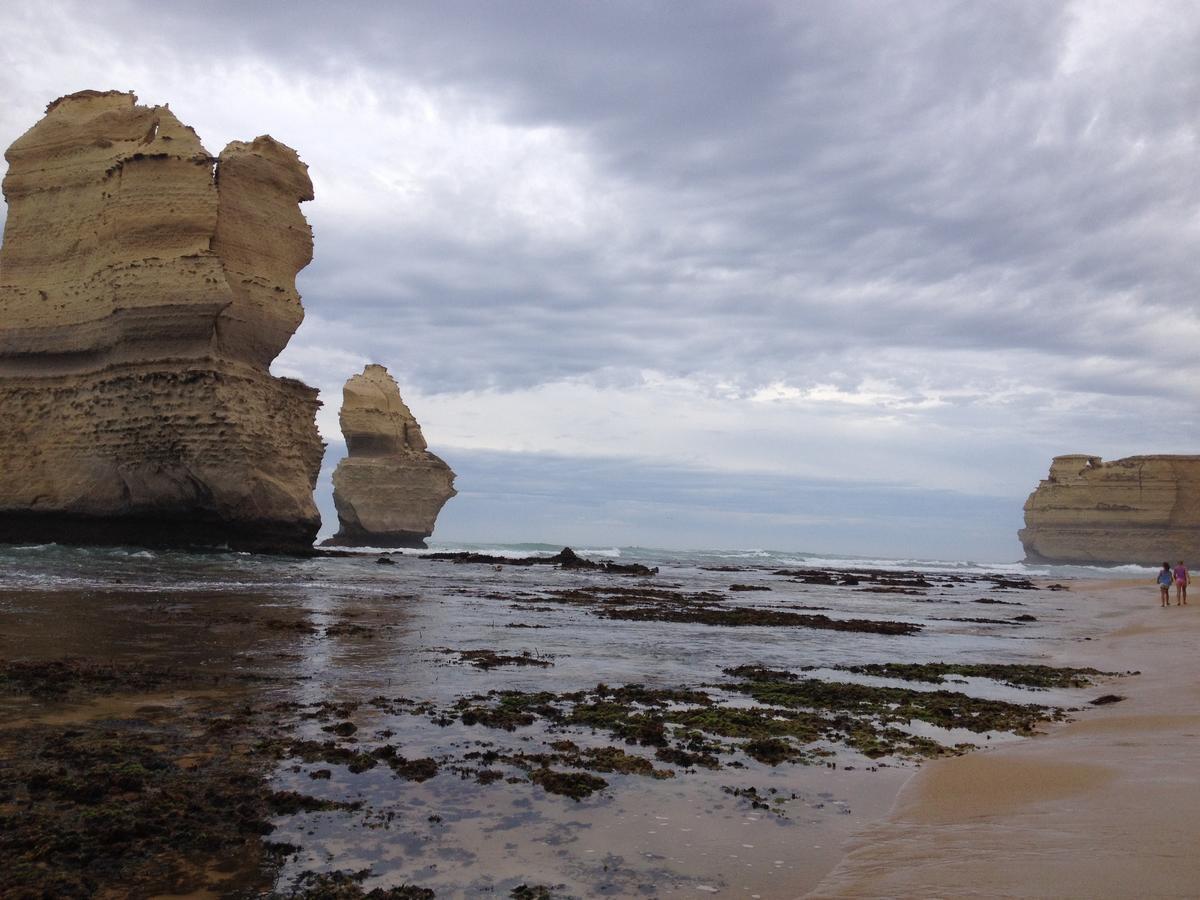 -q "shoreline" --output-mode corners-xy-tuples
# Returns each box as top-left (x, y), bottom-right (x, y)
(804, 578), (1200, 898)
